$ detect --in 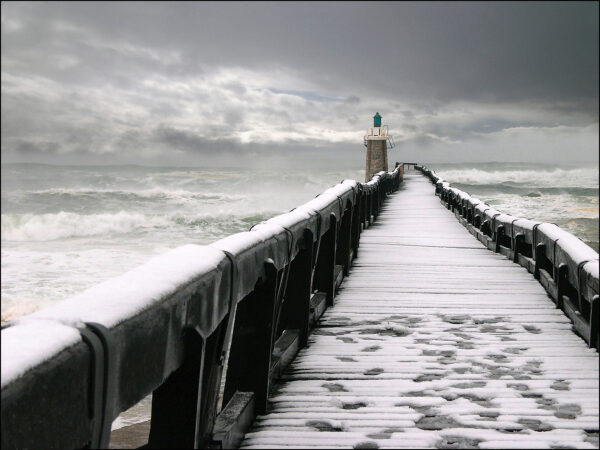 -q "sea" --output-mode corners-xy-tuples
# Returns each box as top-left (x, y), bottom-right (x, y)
(1, 161), (598, 429)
